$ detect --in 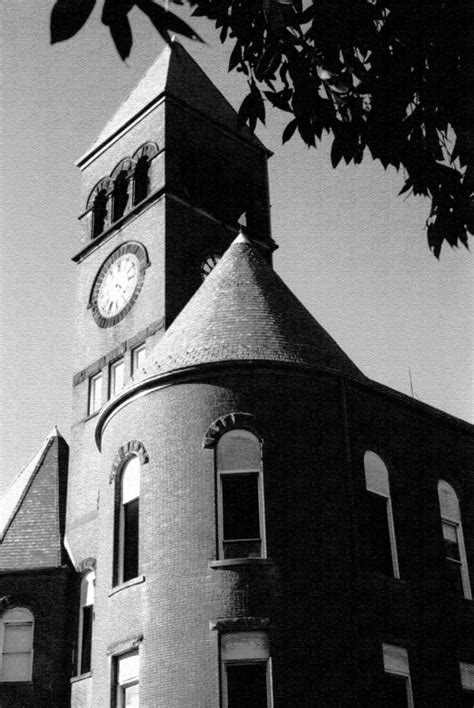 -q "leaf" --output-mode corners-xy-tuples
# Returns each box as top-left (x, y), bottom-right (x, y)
(50, 0), (96, 43)
(136, 0), (203, 43)
(264, 89), (293, 112)
(102, 0), (134, 26)
(282, 118), (298, 143)
(109, 14), (133, 60)
(228, 41), (242, 72)
(330, 136), (345, 168)
(237, 87), (265, 132)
